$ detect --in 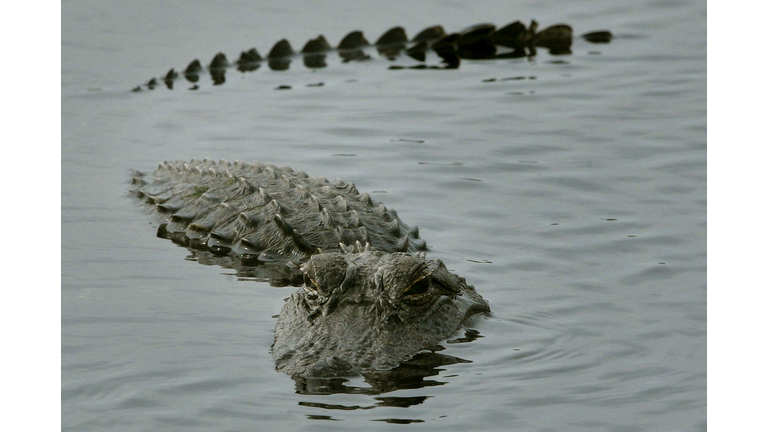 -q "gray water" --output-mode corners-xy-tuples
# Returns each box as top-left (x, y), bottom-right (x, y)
(62, 0), (706, 430)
